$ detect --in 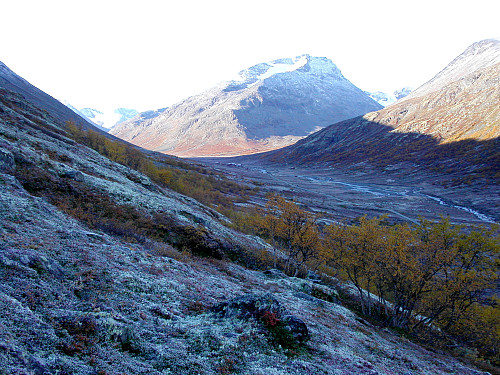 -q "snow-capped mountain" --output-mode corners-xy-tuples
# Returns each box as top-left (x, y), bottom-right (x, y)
(365, 91), (397, 107)
(365, 87), (412, 107)
(111, 54), (382, 157)
(66, 105), (138, 130)
(394, 87), (412, 100)
(267, 40), (500, 186)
